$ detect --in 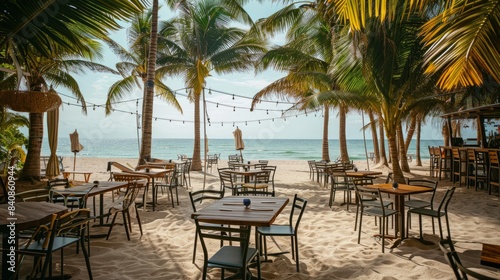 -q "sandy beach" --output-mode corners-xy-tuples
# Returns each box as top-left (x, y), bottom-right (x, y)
(16, 157), (500, 279)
